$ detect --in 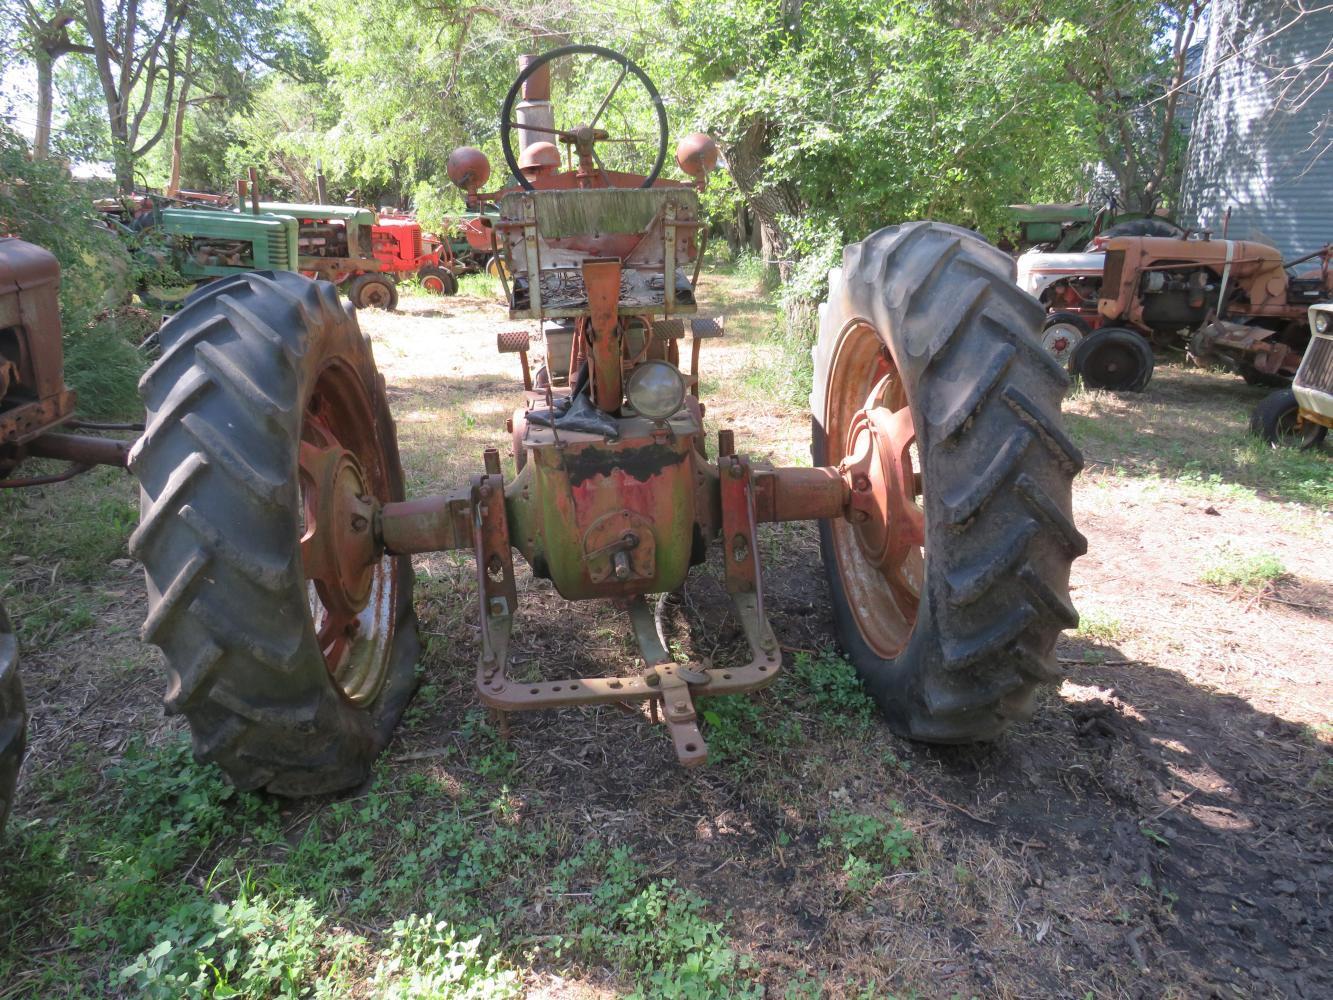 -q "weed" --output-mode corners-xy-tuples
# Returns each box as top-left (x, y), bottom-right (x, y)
(1140, 825), (1170, 847)
(459, 709), (519, 779)
(743, 334), (813, 409)
(790, 651), (875, 733)
(1074, 609), (1124, 643)
(62, 313), (152, 420)
(1198, 544), (1286, 589)
(456, 272), (501, 298)
(820, 807), (916, 896)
